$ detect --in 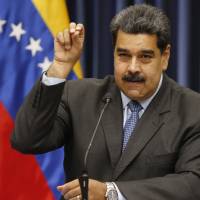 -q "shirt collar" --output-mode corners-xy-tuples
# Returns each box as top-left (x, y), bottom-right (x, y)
(121, 74), (163, 111)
